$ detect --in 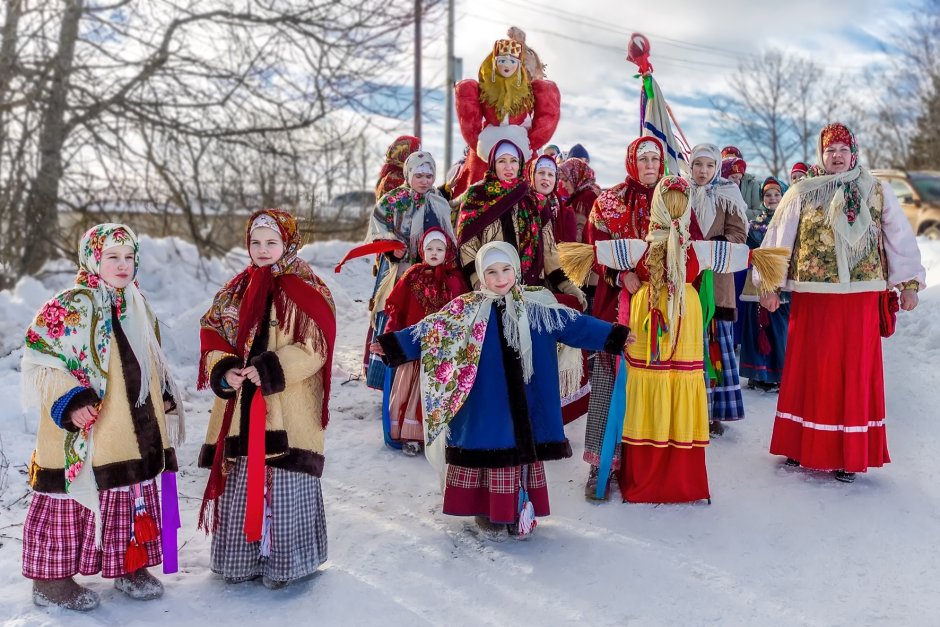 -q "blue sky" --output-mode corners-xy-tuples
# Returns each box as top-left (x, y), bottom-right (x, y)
(367, 0), (913, 186)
